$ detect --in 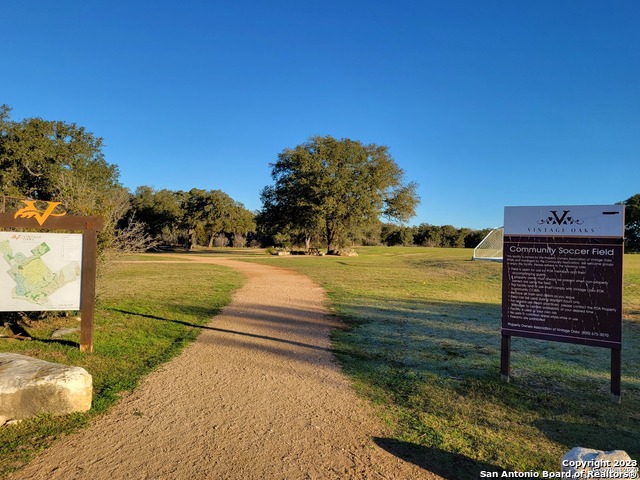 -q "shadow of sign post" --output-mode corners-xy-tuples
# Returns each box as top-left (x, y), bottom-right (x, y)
(0, 201), (103, 352)
(500, 205), (625, 402)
